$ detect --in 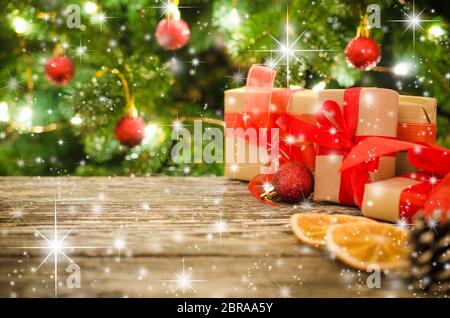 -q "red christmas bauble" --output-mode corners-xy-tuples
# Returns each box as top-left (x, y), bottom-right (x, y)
(345, 36), (381, 71)
(272, 161), (314, 203)
(115, 116), (146, 147)
(45, 56), (75, 86)
(155, 18), (190, 50)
